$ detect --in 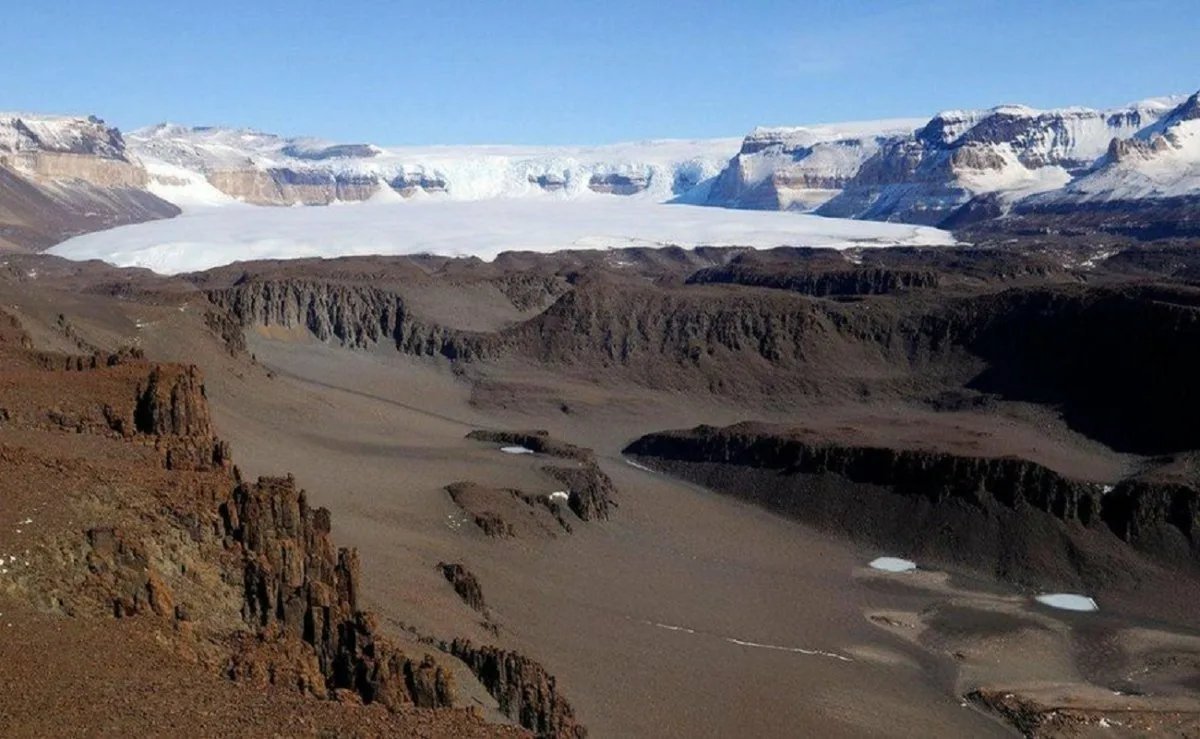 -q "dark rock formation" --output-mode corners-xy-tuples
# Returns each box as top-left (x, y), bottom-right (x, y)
(466, 429), (592, 462)
(625, 423), (1199, 588)
(446, 482), (573, 539)
(465, 430), (615, 521)
(449, 639), (587, 739)
(205, 279), (485, 357)
(688, 254), (939, 296)
(587, 173), (648, 195)
(541, 463), (615, 522)
(134, 365), (230, 470)
(439, 562), (487, 613)
(950, 284), (1200, 454)
(389, 172), (448, 196)
(222, 474), (457, 710)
